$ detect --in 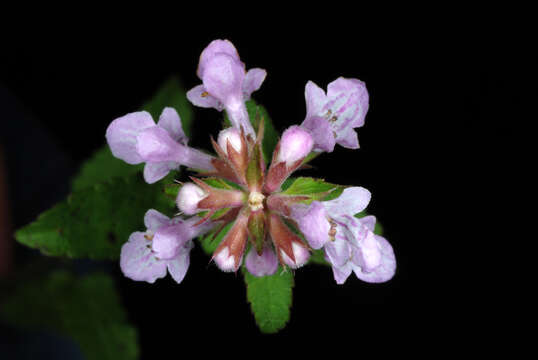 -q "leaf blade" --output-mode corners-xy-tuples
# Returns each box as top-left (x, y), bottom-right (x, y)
(243, 267), (294, 334)
(16, 175), (174, 260)
(0, 271), (139, 360)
